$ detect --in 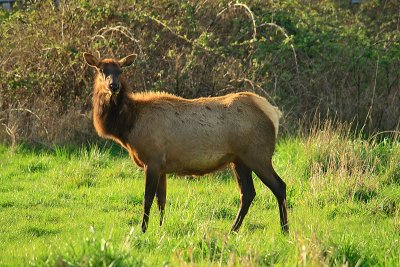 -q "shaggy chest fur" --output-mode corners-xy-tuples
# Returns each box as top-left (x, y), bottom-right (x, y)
(92, 84), (136, 145)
